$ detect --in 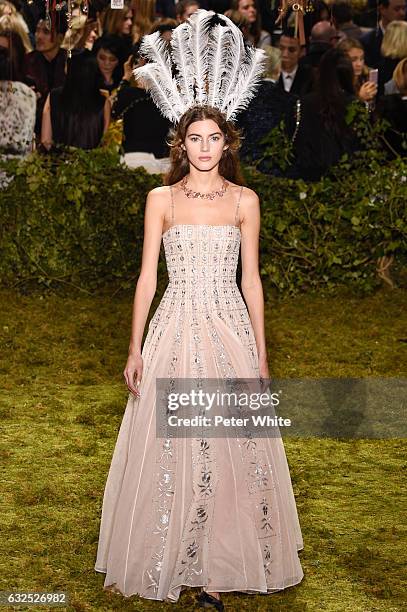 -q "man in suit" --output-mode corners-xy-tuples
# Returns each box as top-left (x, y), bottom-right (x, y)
(361, 0), (407, 68)
(276, 28), (312, 96)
